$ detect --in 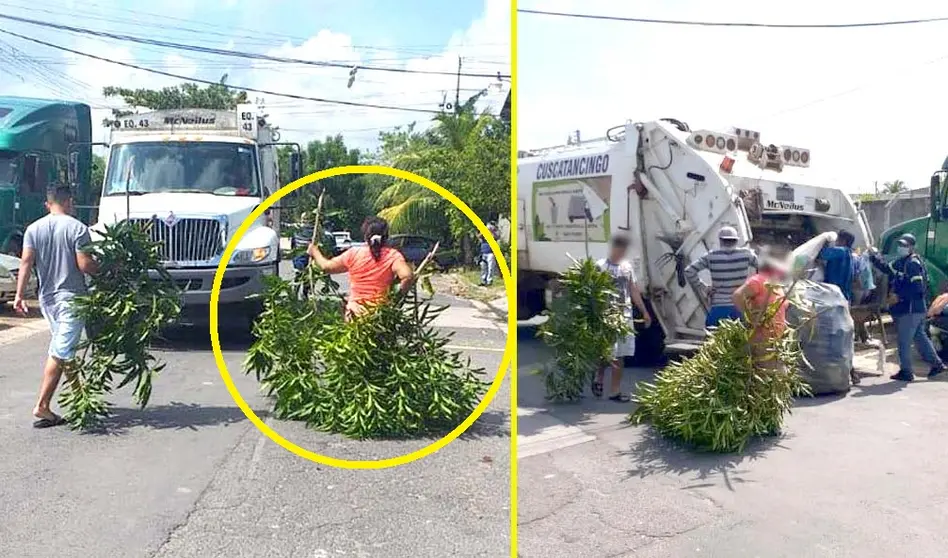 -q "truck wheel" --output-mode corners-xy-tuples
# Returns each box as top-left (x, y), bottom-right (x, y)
(517, 287), (544, 320)
(627, 299), (666, 368)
